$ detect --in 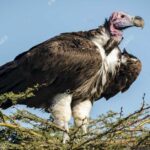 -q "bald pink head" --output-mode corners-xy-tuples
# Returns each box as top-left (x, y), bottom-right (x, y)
(108, 11), (144, 42)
